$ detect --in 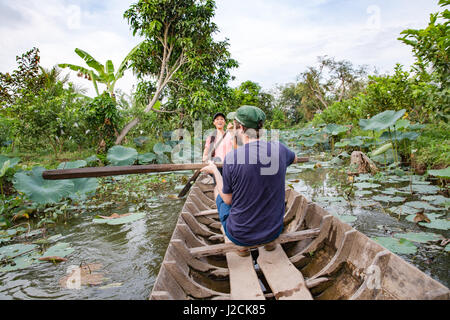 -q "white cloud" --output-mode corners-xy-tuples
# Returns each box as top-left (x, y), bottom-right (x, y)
(0, 0), (442, 97)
